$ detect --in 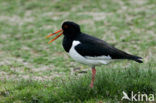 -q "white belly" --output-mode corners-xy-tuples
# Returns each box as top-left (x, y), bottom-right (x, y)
(69, 41), (112, 66)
